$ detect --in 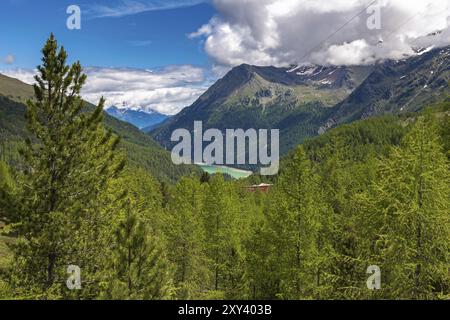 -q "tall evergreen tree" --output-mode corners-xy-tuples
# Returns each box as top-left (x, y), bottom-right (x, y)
(102, 209), (173, 300)
(6, 34), (125, 298)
